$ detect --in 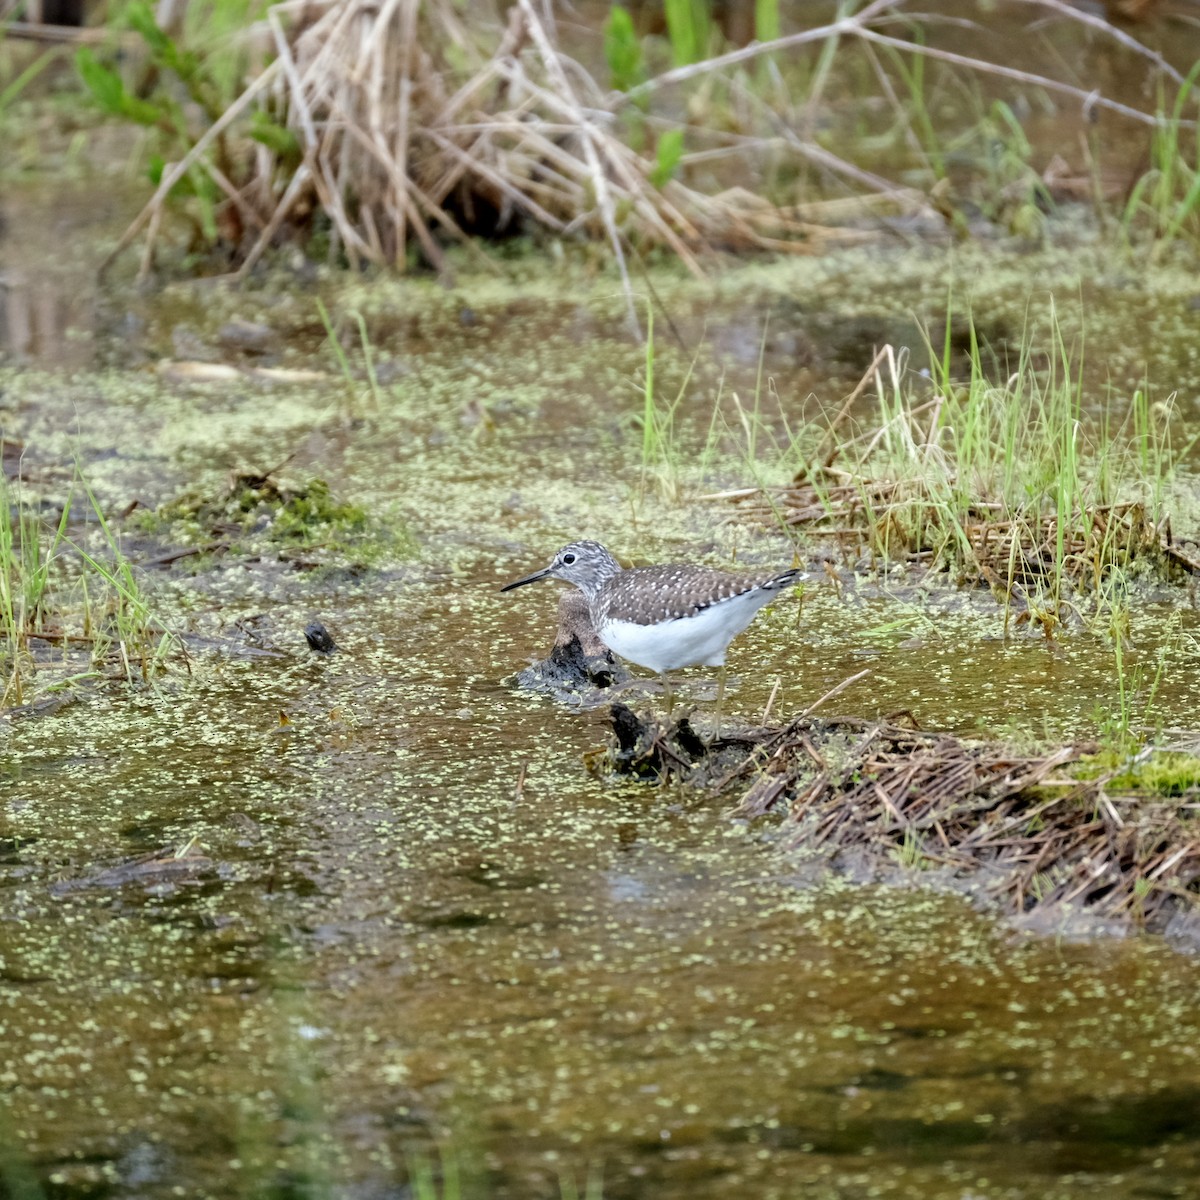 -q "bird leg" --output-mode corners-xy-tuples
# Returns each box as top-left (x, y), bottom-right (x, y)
(658, 671), (675, 716)
(712, 665), (727, 741)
